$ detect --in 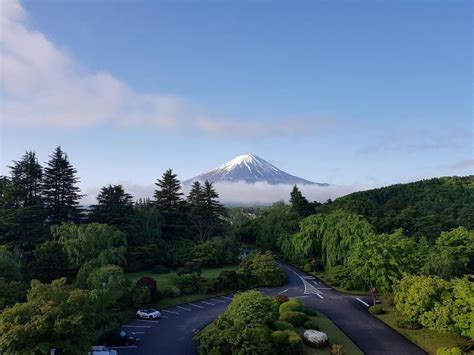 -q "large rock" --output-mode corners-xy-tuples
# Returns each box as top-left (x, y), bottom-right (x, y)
(303, 329), (328, 347)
